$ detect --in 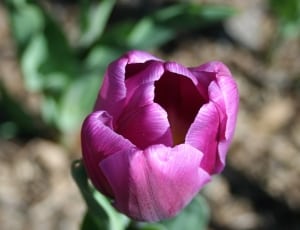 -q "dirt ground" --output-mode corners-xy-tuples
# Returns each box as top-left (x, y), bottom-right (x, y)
(1, 1), (300, 230)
